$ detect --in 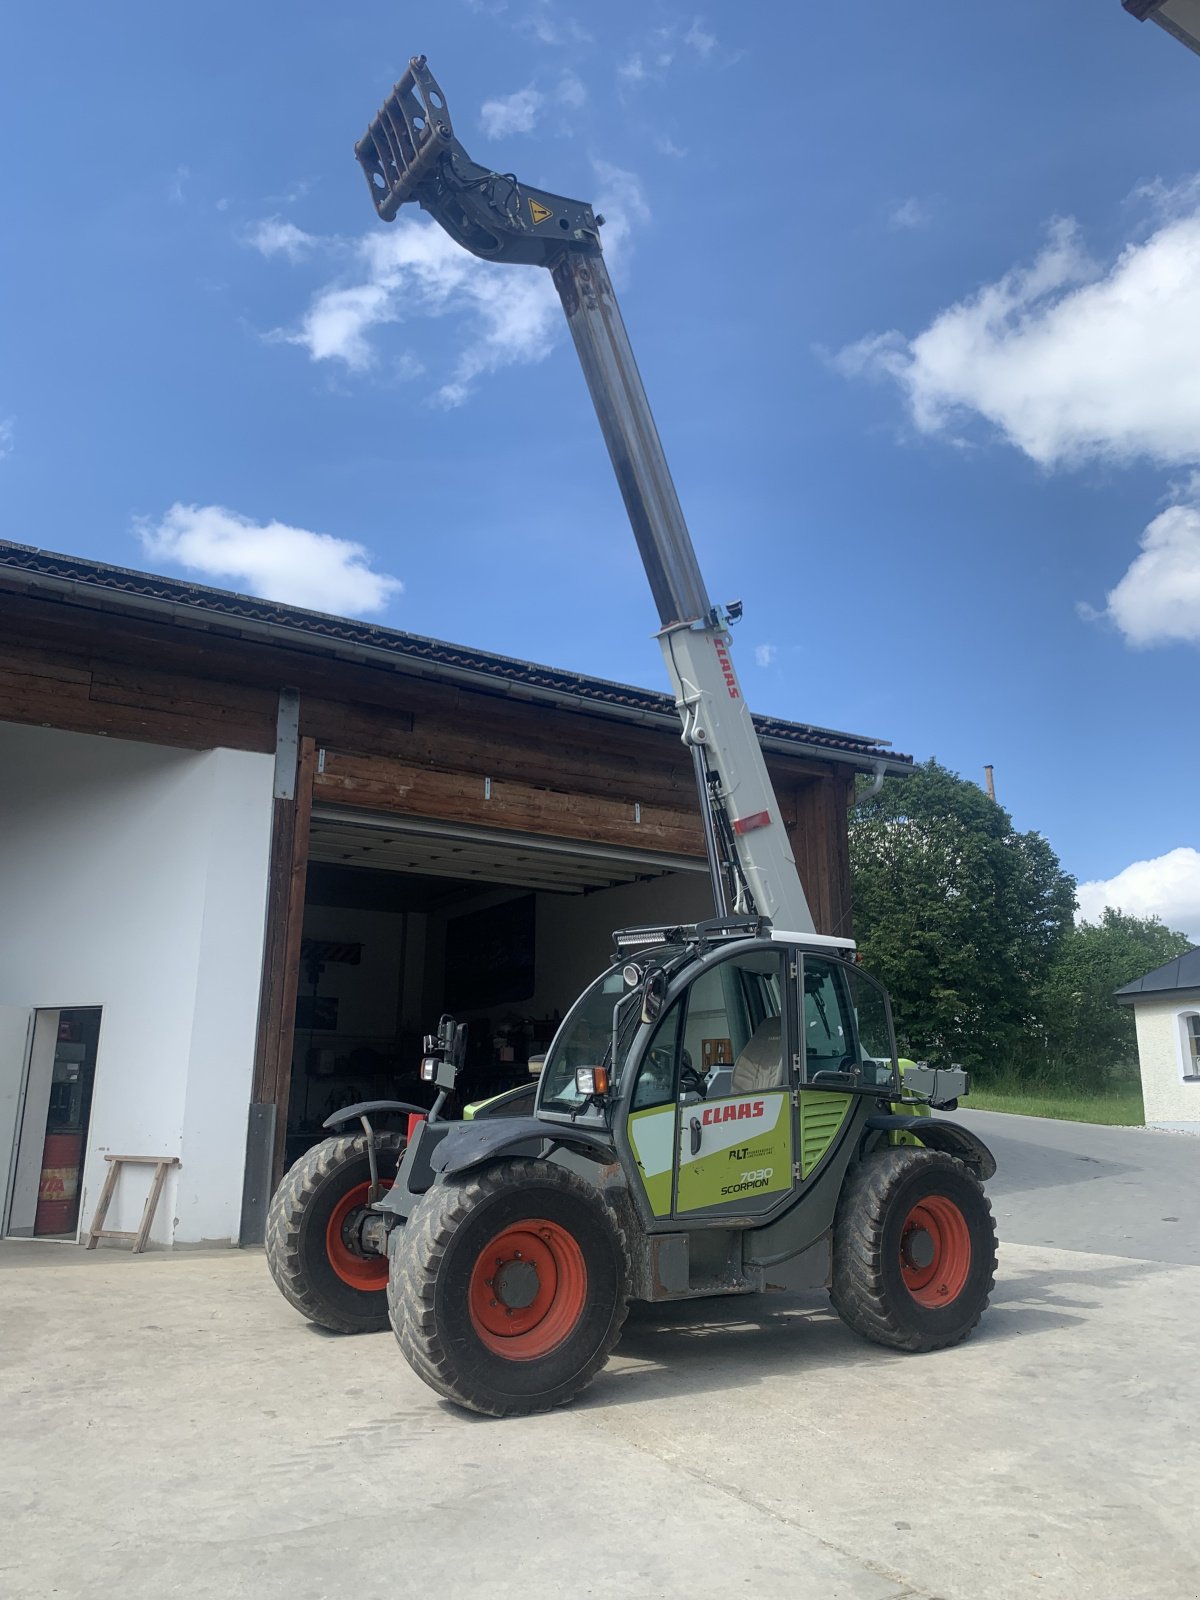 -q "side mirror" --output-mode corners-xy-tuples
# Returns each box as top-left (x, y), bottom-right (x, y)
(641, 969), (667, 1026)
